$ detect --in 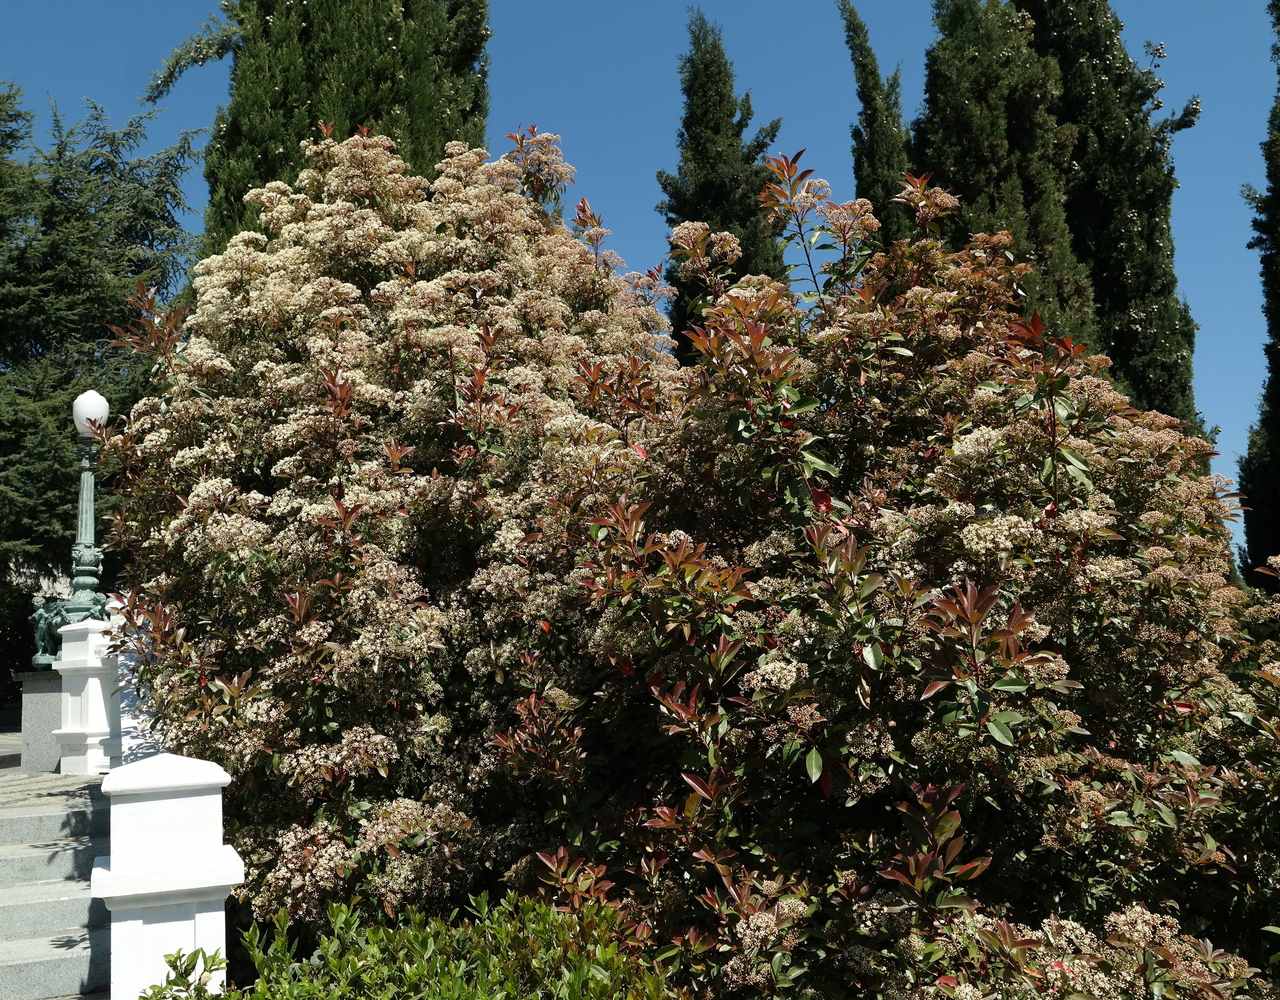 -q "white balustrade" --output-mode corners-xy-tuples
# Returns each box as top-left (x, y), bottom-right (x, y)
(91, 753), (245, 998)
(52, 617), (121, 775)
